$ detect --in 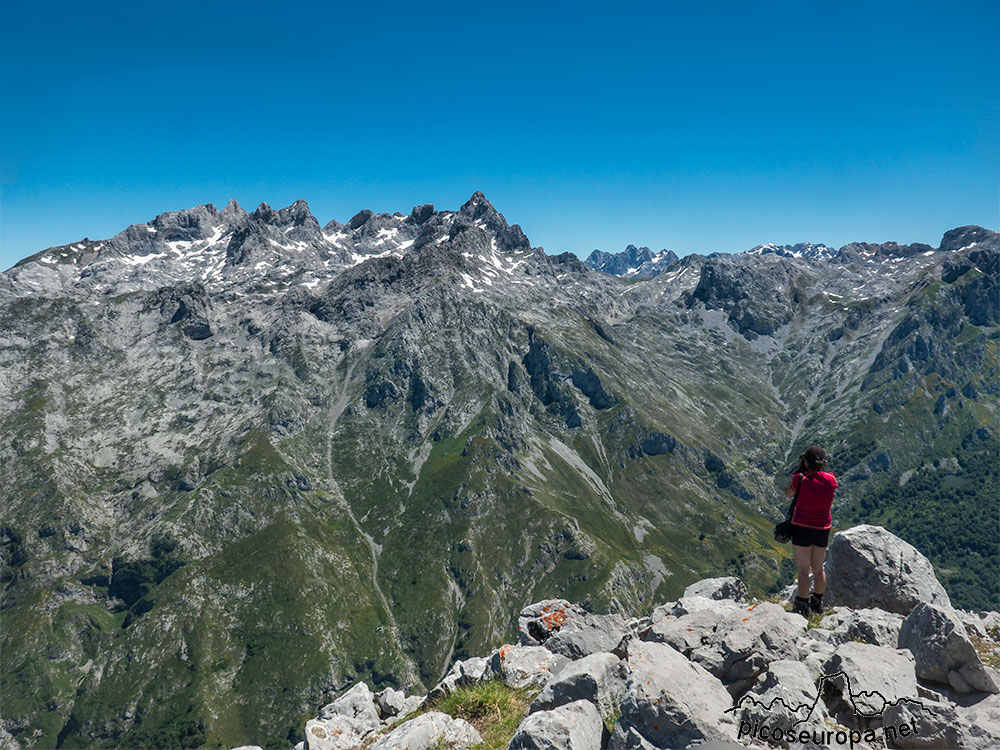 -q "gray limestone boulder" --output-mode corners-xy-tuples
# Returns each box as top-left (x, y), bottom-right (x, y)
(529, 651), (627, 717)
(369, 712), (481, 750)
(960, 610), (1000, 640)
(883, 691), (1000, 749)
(642, 607), (719, 653)
(518, 599), (627, 659)
(682, 576), (749, 603)
(729, 659), (830, 741)
(822, 642), (920, 726)
(836, 607), (904, 648)
(606, 725), (658, 750)
(304, 716), (368, 750)
(509, 699), (605, 750)
(808, 607), (904, 648)
(612, 641), (736, 748)
(430, 655), (491, 699)
(488, 644), (570, 689)
(685, 601), (805, 695)
(898, 602), (999, 694)
(519, 599), (581, 646)
(318, 682), (381, 734)
(824, 525), (950, 615)
(374, 687), (406, 719)
(664, 595), (744, 618)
